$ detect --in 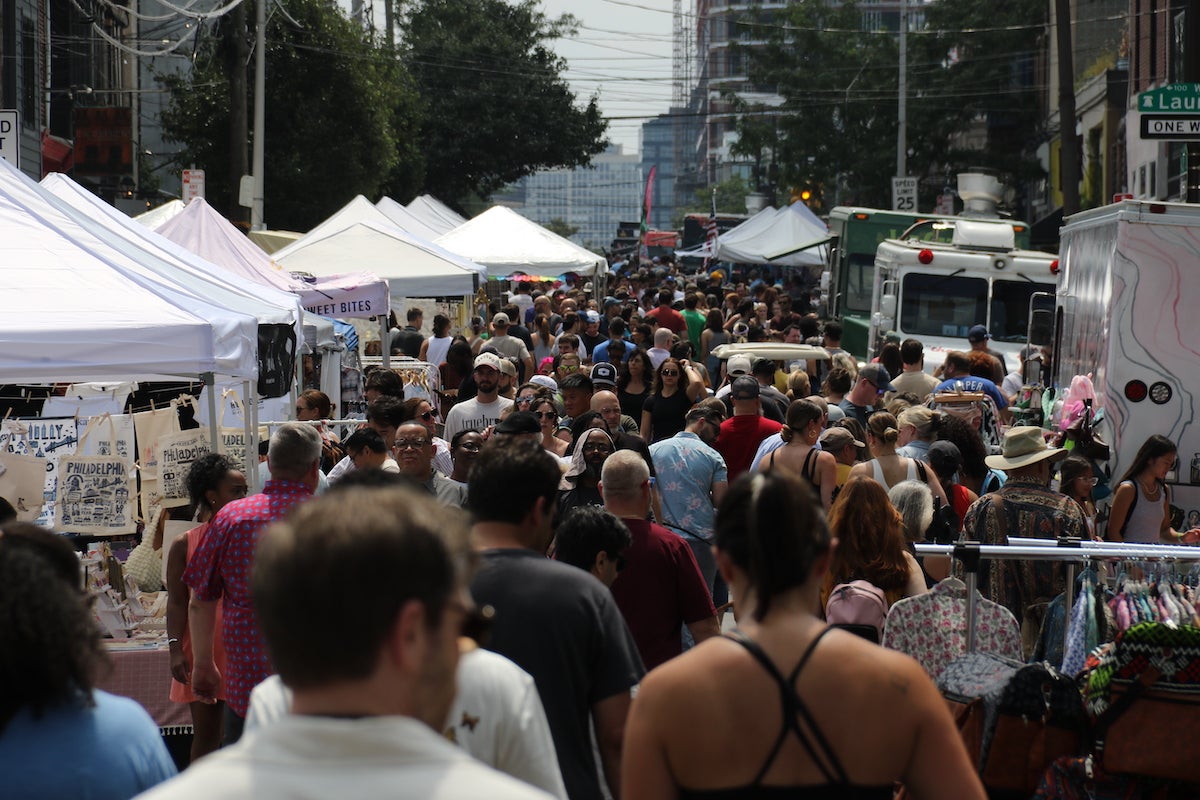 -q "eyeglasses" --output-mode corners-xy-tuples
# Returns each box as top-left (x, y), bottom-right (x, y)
(582, 442), (612, 454)
(598, 407), (620, 415)
(560, 365), (579, 373)
(534, 411), (558, 420)
(660, 369), (679, 377)
(1076, 476), (1099, 486)
(394, 439), (430, 450)
(515, 396), (535, 405)
(418, 411), (434, 421)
